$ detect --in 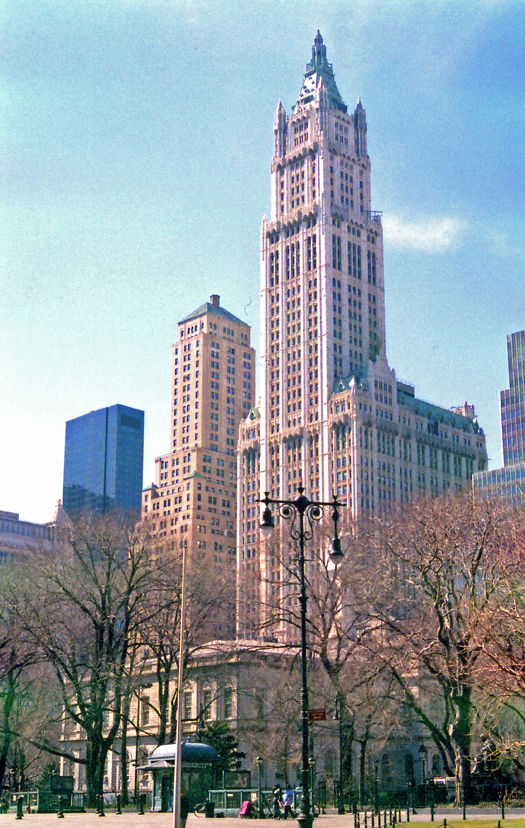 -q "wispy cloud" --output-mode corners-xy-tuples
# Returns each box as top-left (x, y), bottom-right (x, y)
(382, 214), (466, 252)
